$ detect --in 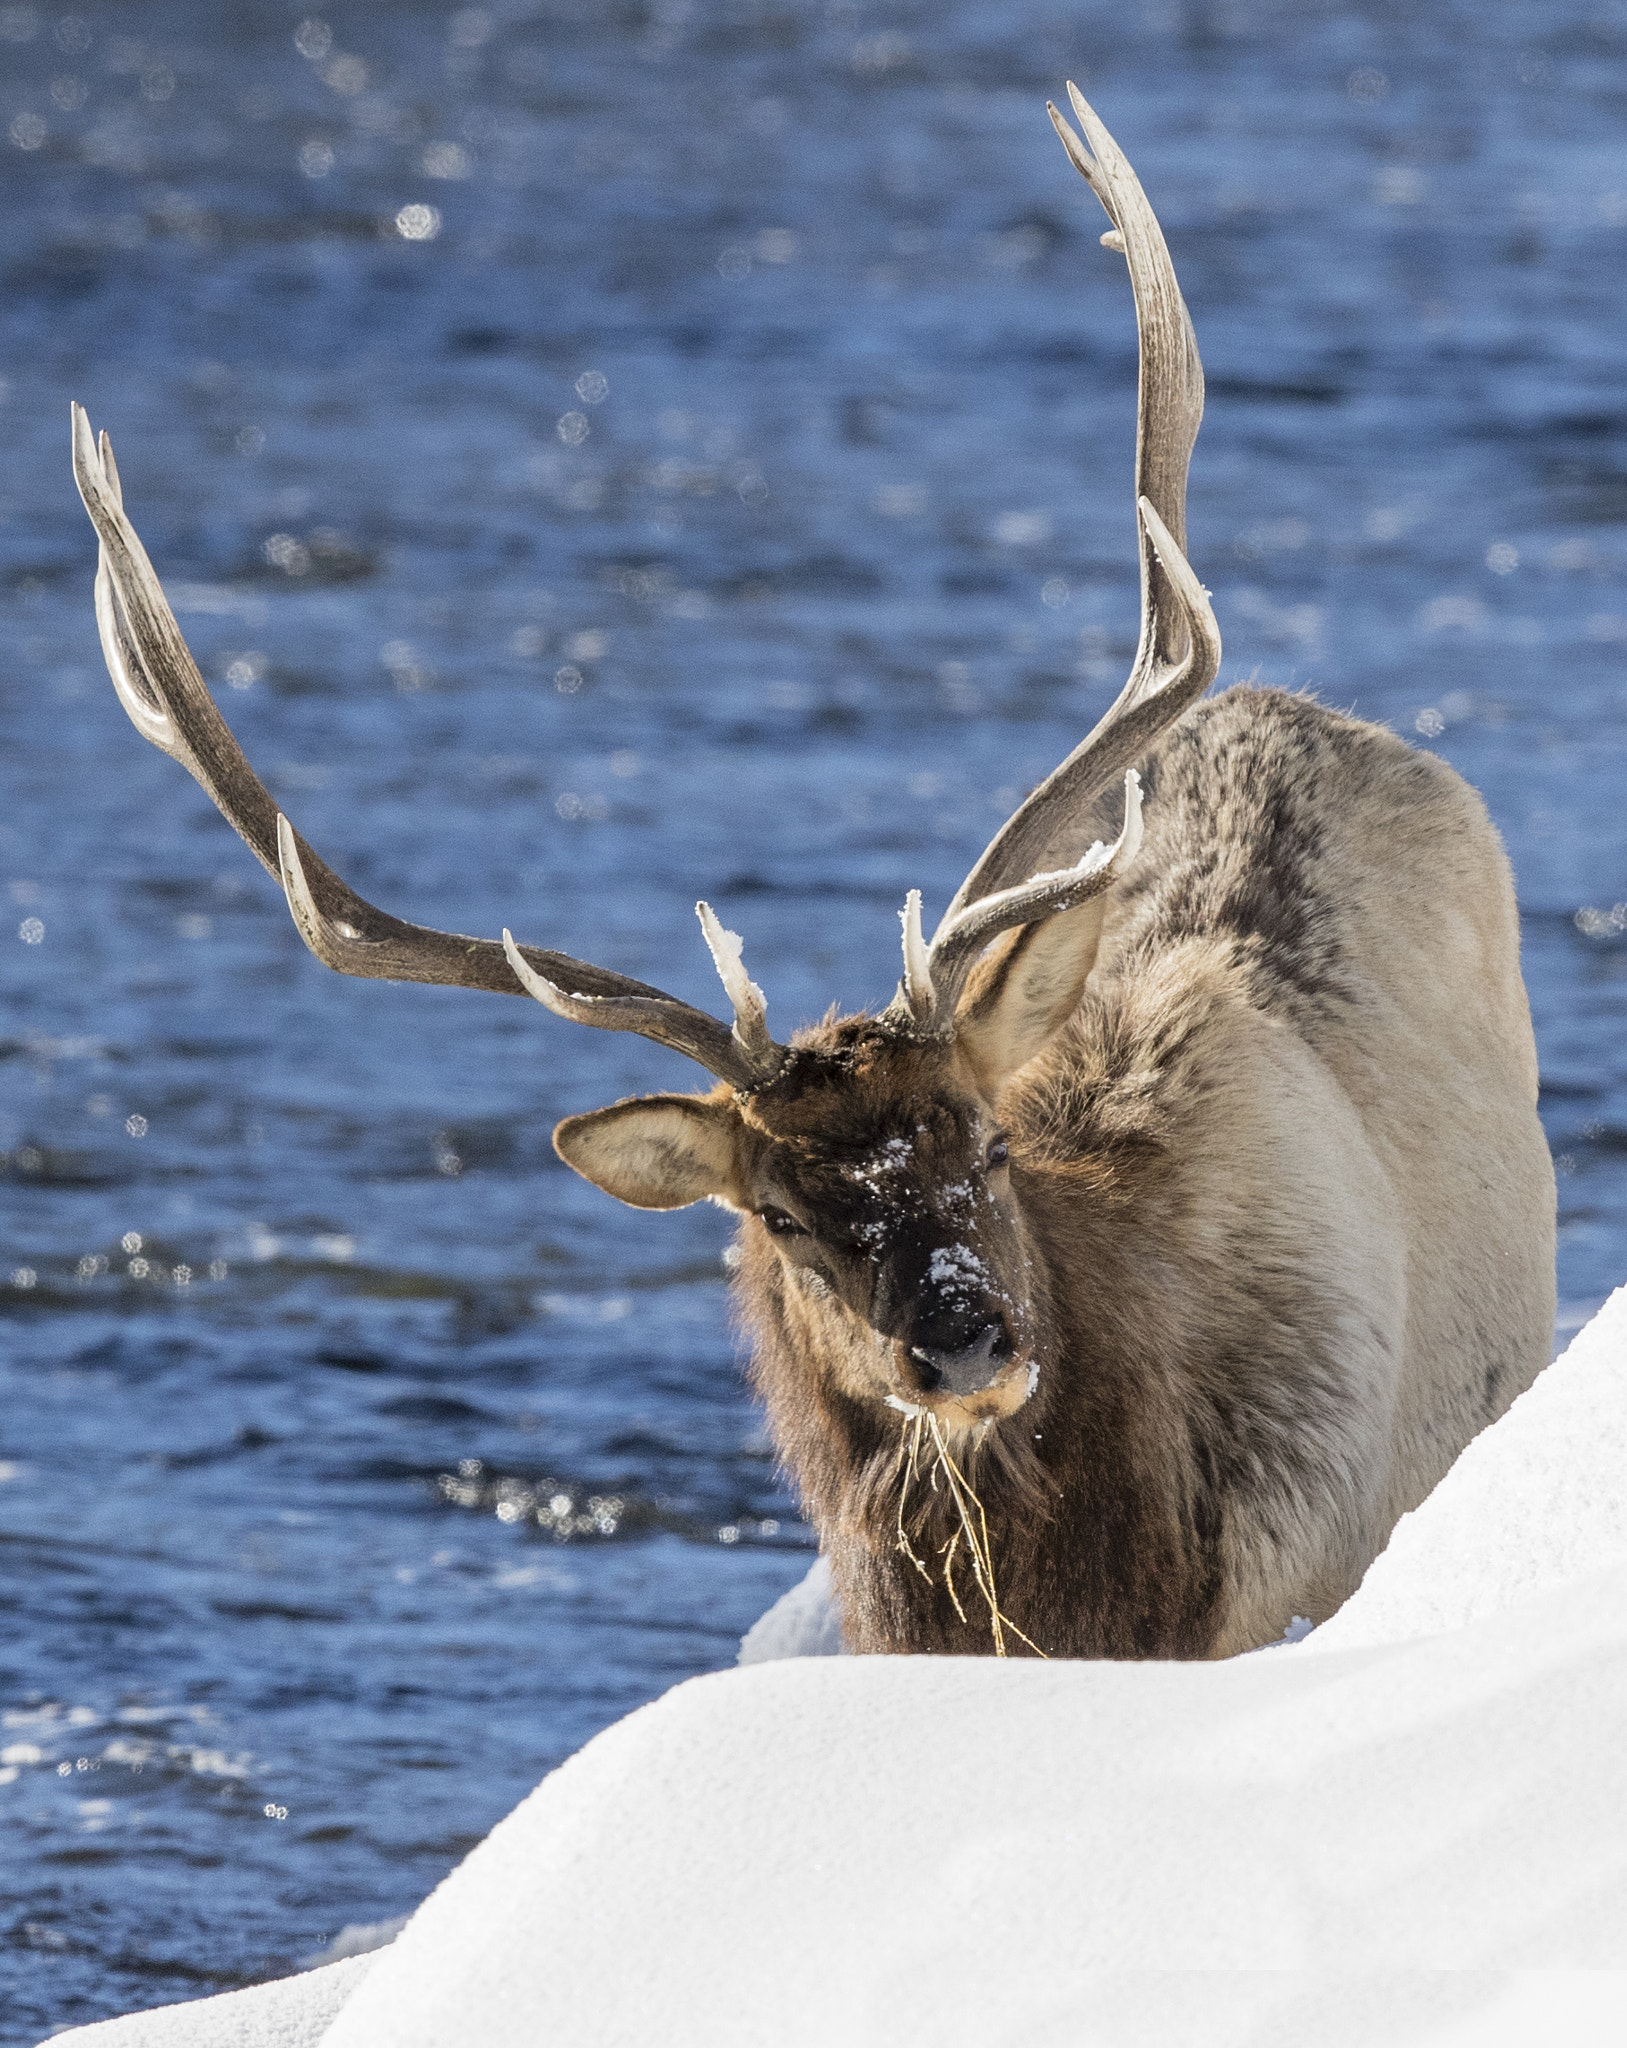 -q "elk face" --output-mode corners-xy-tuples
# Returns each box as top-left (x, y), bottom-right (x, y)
(734, 1041), (1032, 1425)
(555, 1028), (1037, 1428)
(549, 922), (1115, 1434)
